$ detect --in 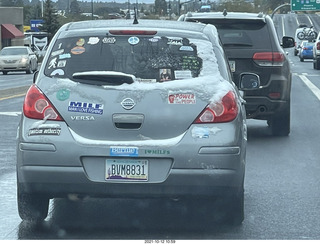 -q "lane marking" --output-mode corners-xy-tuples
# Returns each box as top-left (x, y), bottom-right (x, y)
(299, 74), (320, 101)
(0, 112), (21, 116)
(0, 93), (26, 101)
